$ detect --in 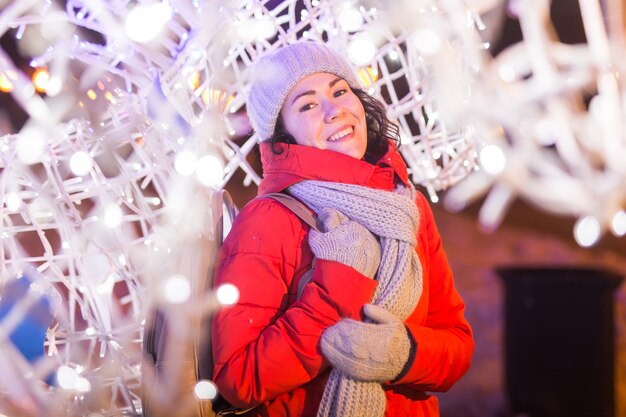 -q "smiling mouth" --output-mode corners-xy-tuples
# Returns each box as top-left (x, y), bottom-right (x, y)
(327, 126), (354, 142)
